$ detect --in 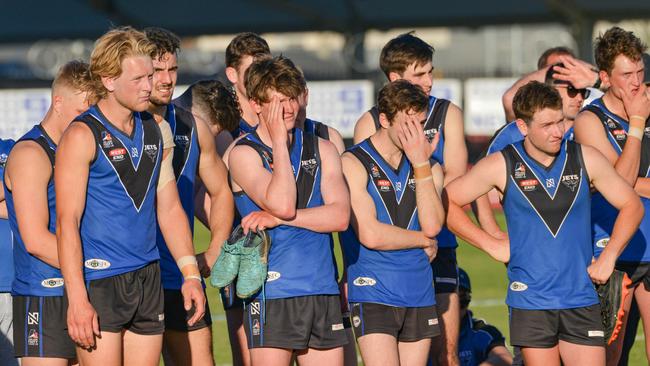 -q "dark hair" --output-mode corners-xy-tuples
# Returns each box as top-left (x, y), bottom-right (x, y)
(244, 56), (305, 103)
(537, 47), (574, 69)
(595, 27), (647, 74)
(226, 32), (271, 69)
(188, 80), (241, 133)
(144, 27), (181, 60)
(377, 79), (429, 123)
(512, 81), (562, 124)
(379, 32), (434, 78)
